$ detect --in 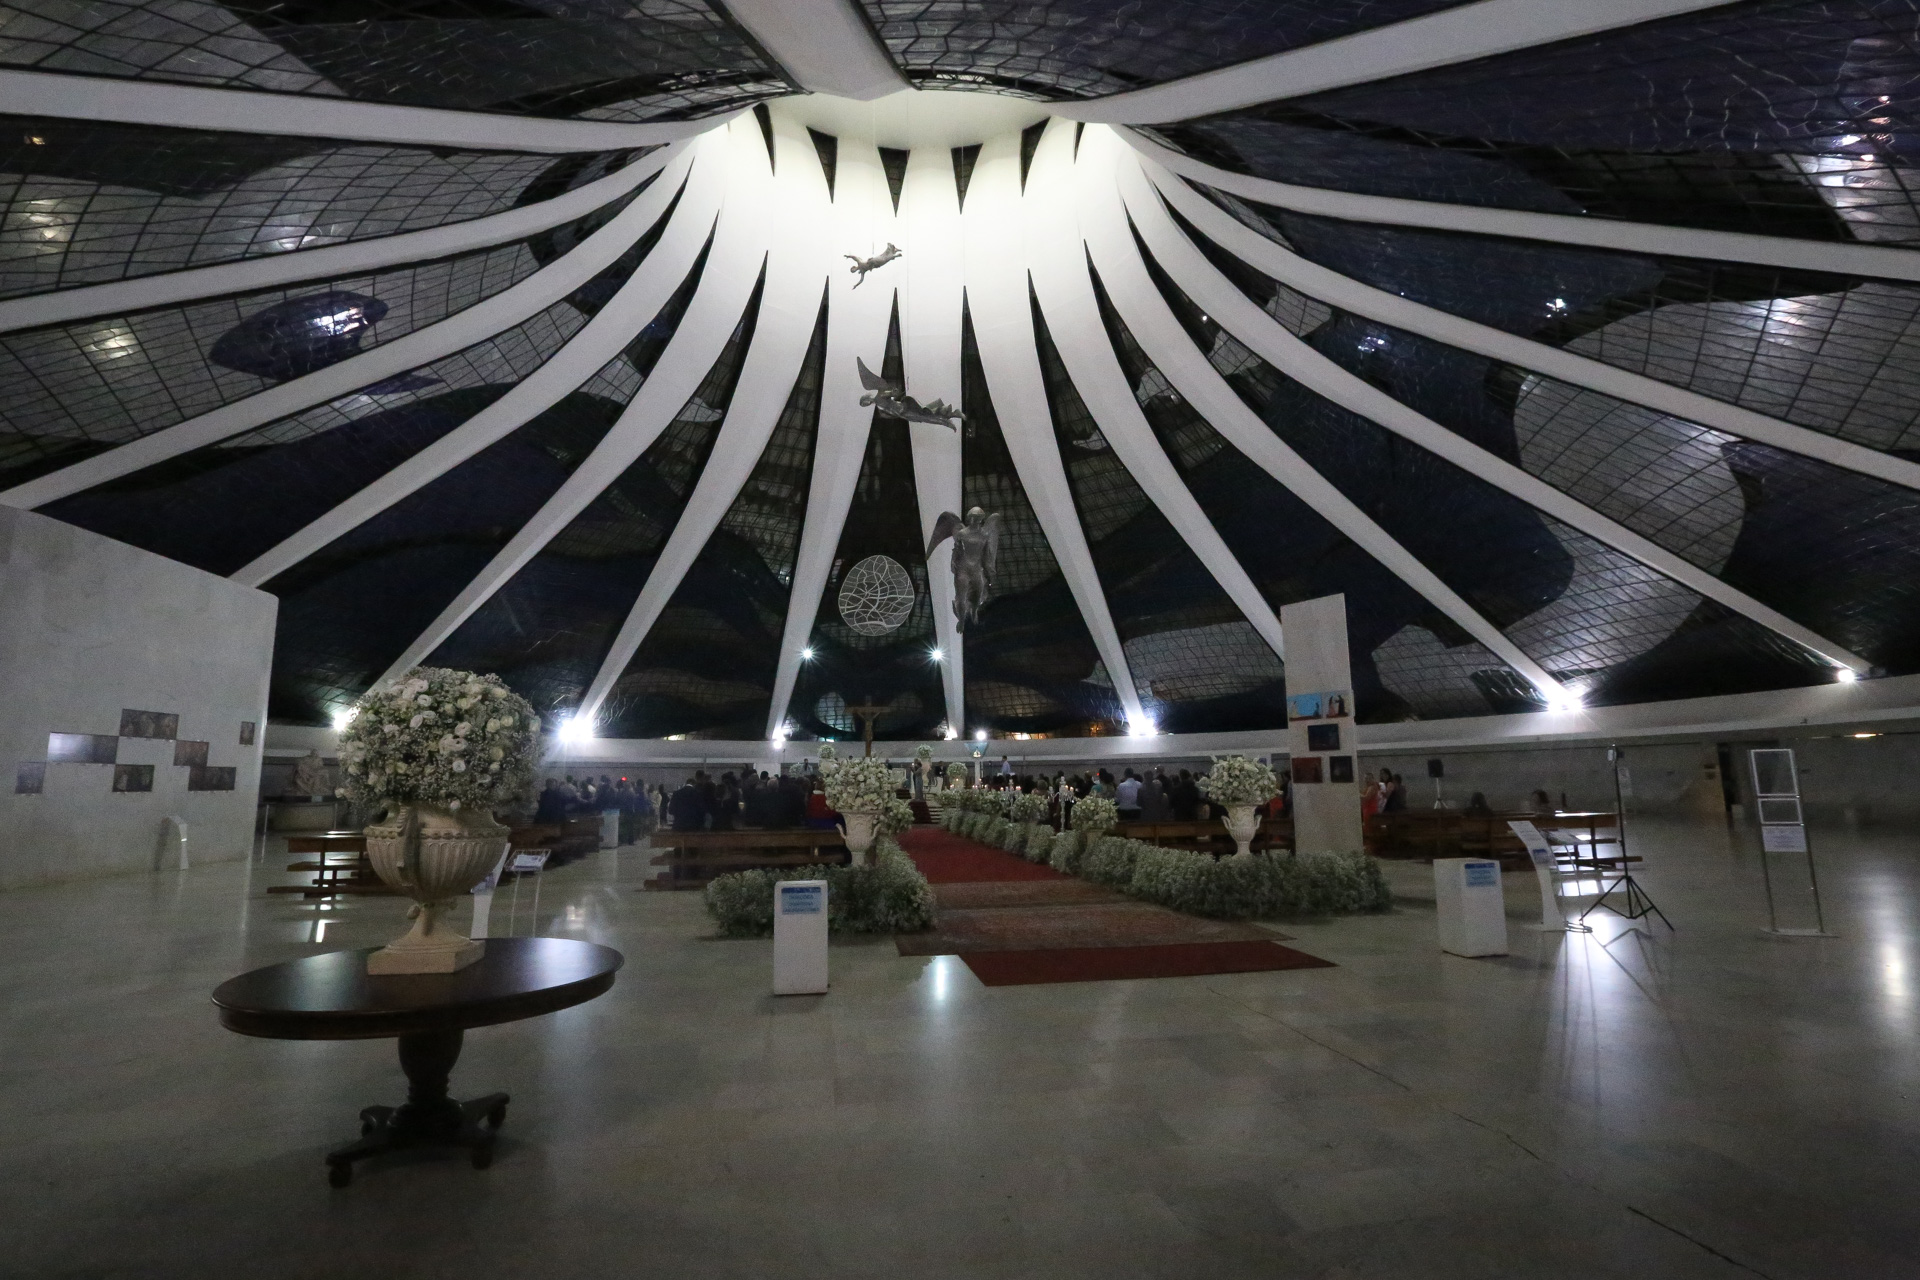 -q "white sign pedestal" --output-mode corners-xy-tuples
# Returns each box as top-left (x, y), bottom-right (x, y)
(1434, 858), (1508, 957)
(1508, 820), (1590, 933)
(773, 879), (829, 995)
